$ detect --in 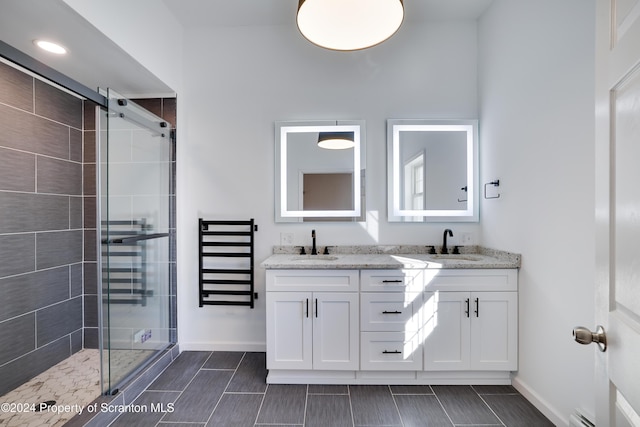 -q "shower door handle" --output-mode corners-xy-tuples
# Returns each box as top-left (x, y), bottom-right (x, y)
(103, 232), (169, 244)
